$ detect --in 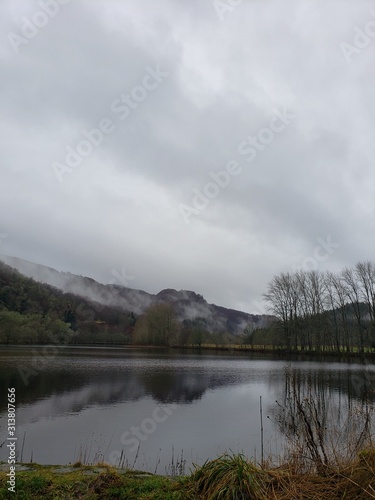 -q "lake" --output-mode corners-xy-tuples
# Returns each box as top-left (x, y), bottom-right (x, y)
(0, 346), (374, 474)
